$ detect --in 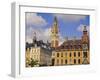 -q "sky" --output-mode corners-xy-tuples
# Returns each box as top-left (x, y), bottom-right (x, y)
(25, 12), (89, 44)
